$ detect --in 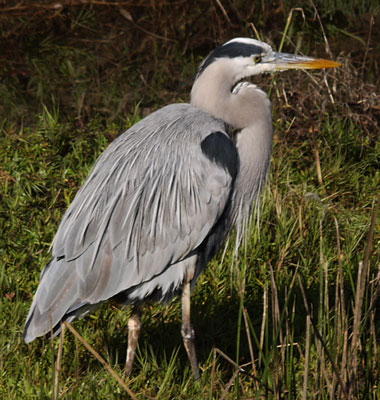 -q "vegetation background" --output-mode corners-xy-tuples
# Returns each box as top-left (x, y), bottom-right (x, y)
(0, 0), (379, 398)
